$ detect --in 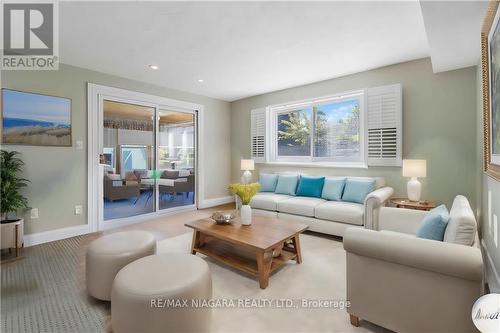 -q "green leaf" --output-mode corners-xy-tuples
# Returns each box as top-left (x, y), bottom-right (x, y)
(1, 150), (29, 216)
